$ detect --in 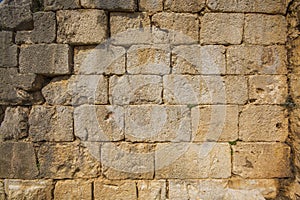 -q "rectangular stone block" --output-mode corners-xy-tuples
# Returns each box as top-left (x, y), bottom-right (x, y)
(227, 45), (287, 75)
(82, 0), (137, 11)
(44, 0), (80, 10)
(127, 45), (171, 75)
(0, 142), (38, 179)
(29, 106), (74, 142)
(54, 180), (92, 200)
(291, 37), (300, 67)
(249, 75), (288, 104)
(200, 13), (244, 45)
(232, 143), (291, 178)
(139, 0), (163, 13)
(109, 75), (162, 105)
(101, 142), (154, 179)
(94, 180), (136, 200)
(20, 44), (71, 75)
(192, 105), (238, 142)
(155, 143), (231, 179)
(291, 108), (300, 135)
(164, 0), (205, 12)
(291, 74), (300, 105)
(240, 105), (288, 142)
(137, 180), (166, 200)
(125, 105), (191, 142)
(0, 31), (18, 67)
(172, 45), (226, 74)
(244, 14), (287, 45)
(57, 10), (107, 44)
